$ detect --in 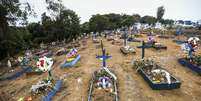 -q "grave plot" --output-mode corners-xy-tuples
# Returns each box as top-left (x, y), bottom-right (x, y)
(127, 31), (143, 42)
(92, 33), (100, 44)
(127, 37), (143, 42)
(32, 79), (63, 101)
(127, 33), (142, 42)
(179, 37), (201, 75)
(49, 40), (66, 48)
(157, 35), (174, 39)
(172, 28), (188, 45)
(93, 38), (100, 44)
(133, 41), (181, 90)
(16, 49), (54, 76)
(133, 59), (181, 90)
(71, 39), (81, 48)
(88, 68), (118, 101)
(172, 40), (187, 45)
(0, 50), (36, 80)
(111, 39), (122, 46)
(88, 41), (118, 101)
(17, 54), (62, 101)
(26, 56), (54, 76)
(137, 36), (167, 50)
(111, 35), (122, 45)
(32, 43), (54, 58)
(179, 55), (201, 75)
(120, 33), (135, 55)
(34, 50), (53, 58)
(106, 35), (114, 41)
(152, 43), (167, 50)
(61, 48), (81, 68)
(55, 48), (69, 56)
(0, 66), (32, 81)
(16, 75), (63, 101)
